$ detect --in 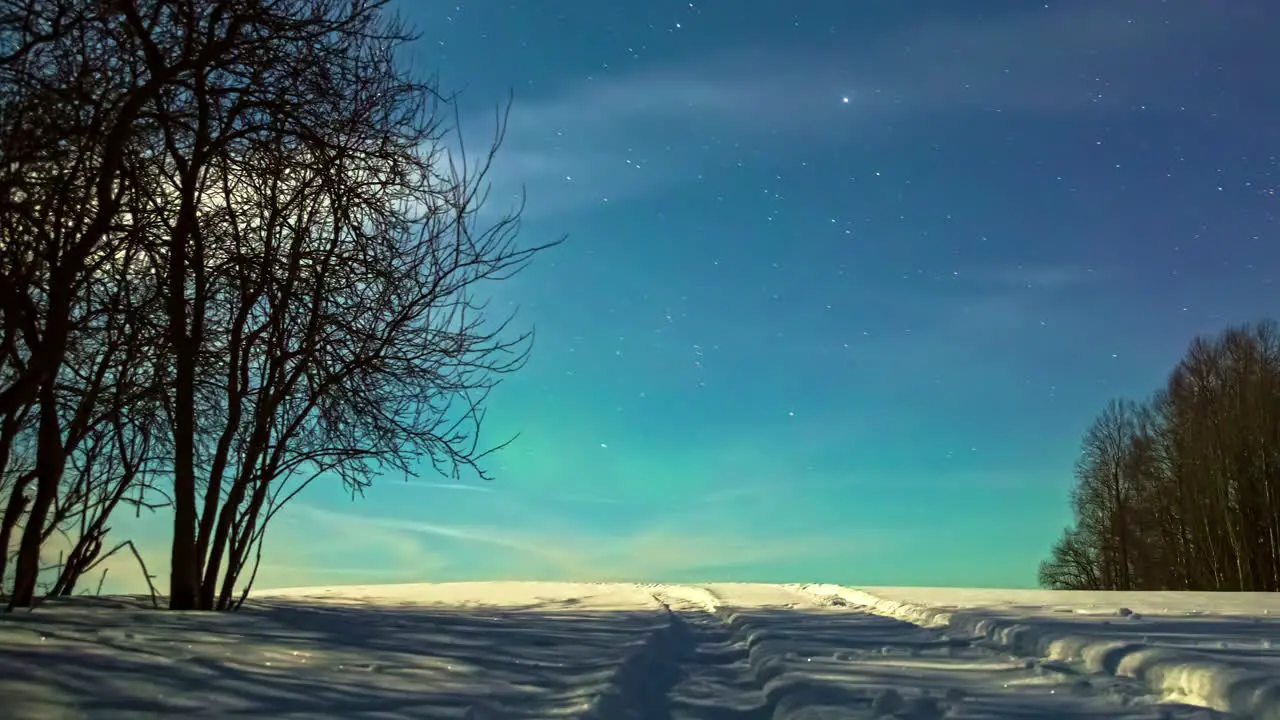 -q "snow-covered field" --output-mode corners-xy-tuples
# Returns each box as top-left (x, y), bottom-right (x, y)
(1, 582), (1277, 719)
